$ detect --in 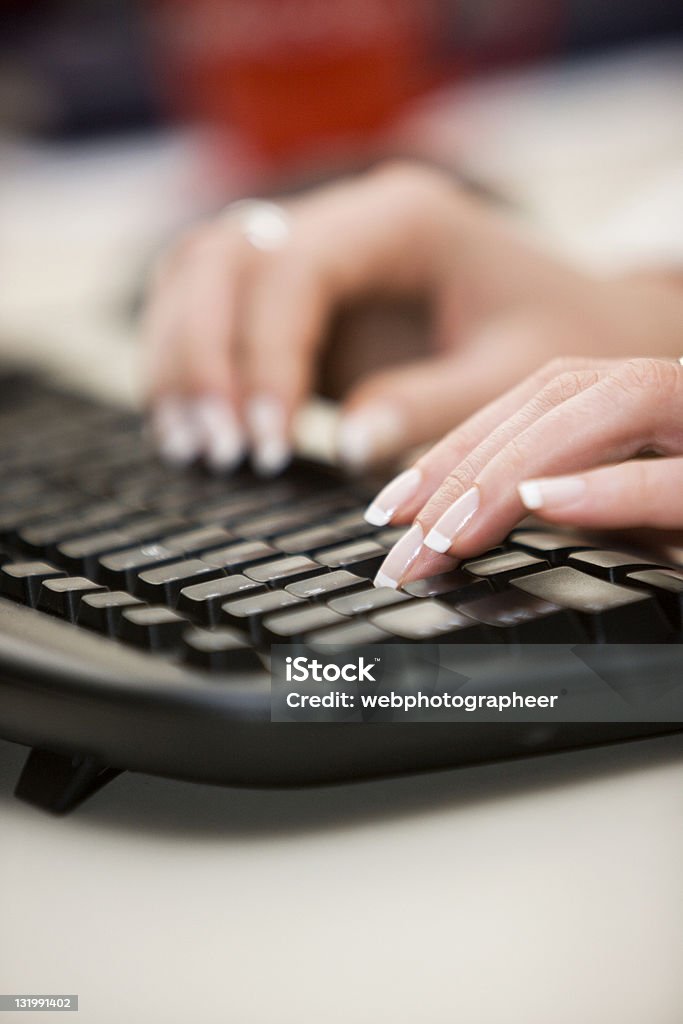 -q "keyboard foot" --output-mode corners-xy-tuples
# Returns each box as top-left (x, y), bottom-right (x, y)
(14, 747), (122, 814)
